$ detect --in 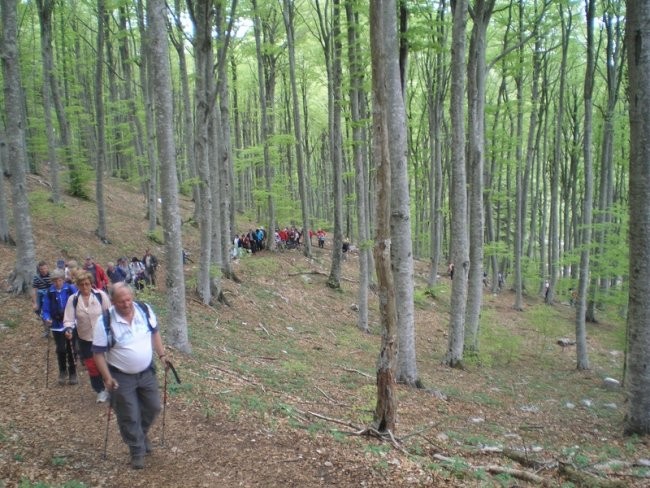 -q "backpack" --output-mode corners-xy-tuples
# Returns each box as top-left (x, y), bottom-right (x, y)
(103, 301), (154, 351)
